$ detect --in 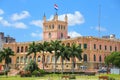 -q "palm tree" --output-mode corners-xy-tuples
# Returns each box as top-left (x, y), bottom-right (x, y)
(0, 47), (14, 76)
(50, 40), (61, 73)
(37, 41), (51, 70)
(68, 43), (82, 74)
(56, 44), (70, 74)
(27, 41), (38, 62)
